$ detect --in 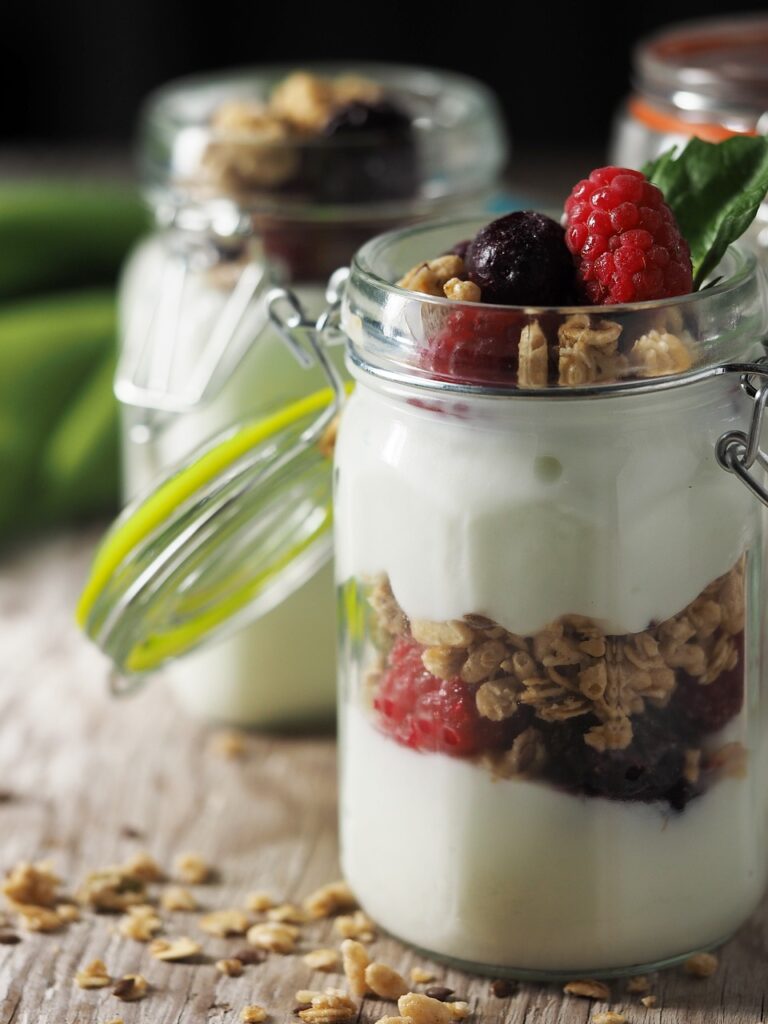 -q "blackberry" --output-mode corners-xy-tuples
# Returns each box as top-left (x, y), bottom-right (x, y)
(543, 711), (694, 808)
(465, 211), (577, 306)
(299, 99), (418, 204)
(670, 643), (744, 736)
